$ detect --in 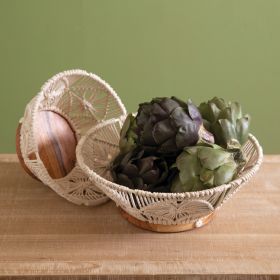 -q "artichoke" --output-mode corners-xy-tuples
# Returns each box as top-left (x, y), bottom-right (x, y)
(171, 144), (238, 193)
(135, 97), (214, 154)
(111, 148), (169, 192)
(119, 113), (138, 154)
(198, 97), (250, 150)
